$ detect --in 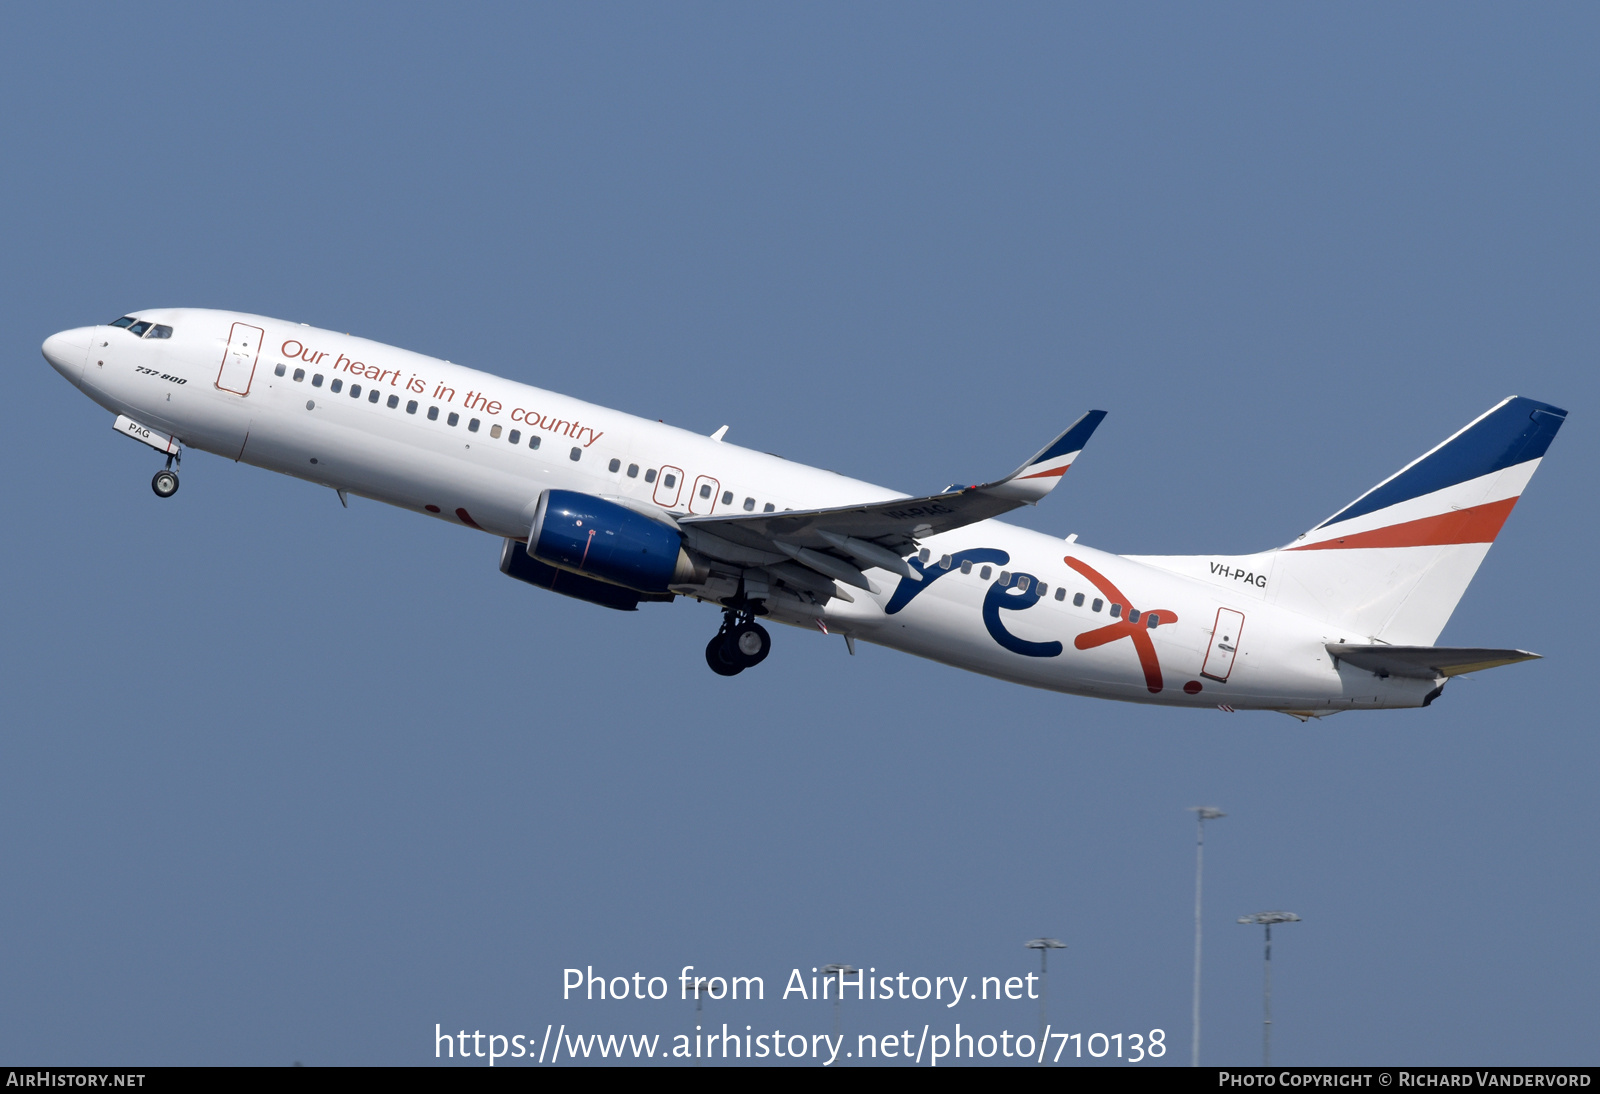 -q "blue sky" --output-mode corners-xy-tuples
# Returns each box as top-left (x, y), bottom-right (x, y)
(2, 3), (1595, 1066)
